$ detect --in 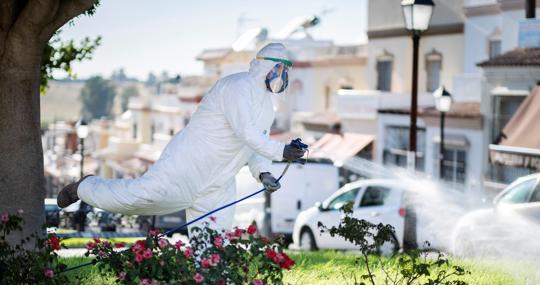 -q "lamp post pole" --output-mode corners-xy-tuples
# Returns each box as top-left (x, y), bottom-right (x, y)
(80, 137), (84, 180)
(439, 111), (445, 179)
(408, 32), (420, 170)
